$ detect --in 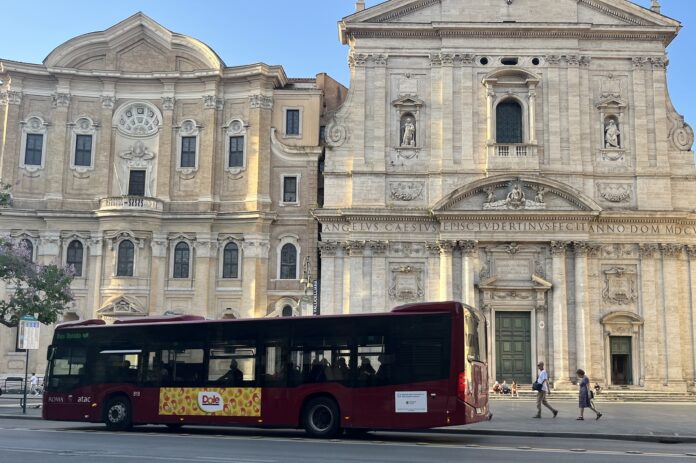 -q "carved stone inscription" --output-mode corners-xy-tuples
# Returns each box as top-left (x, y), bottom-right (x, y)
(389, 264), (424, 302)
(602, 266), (637, 306)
